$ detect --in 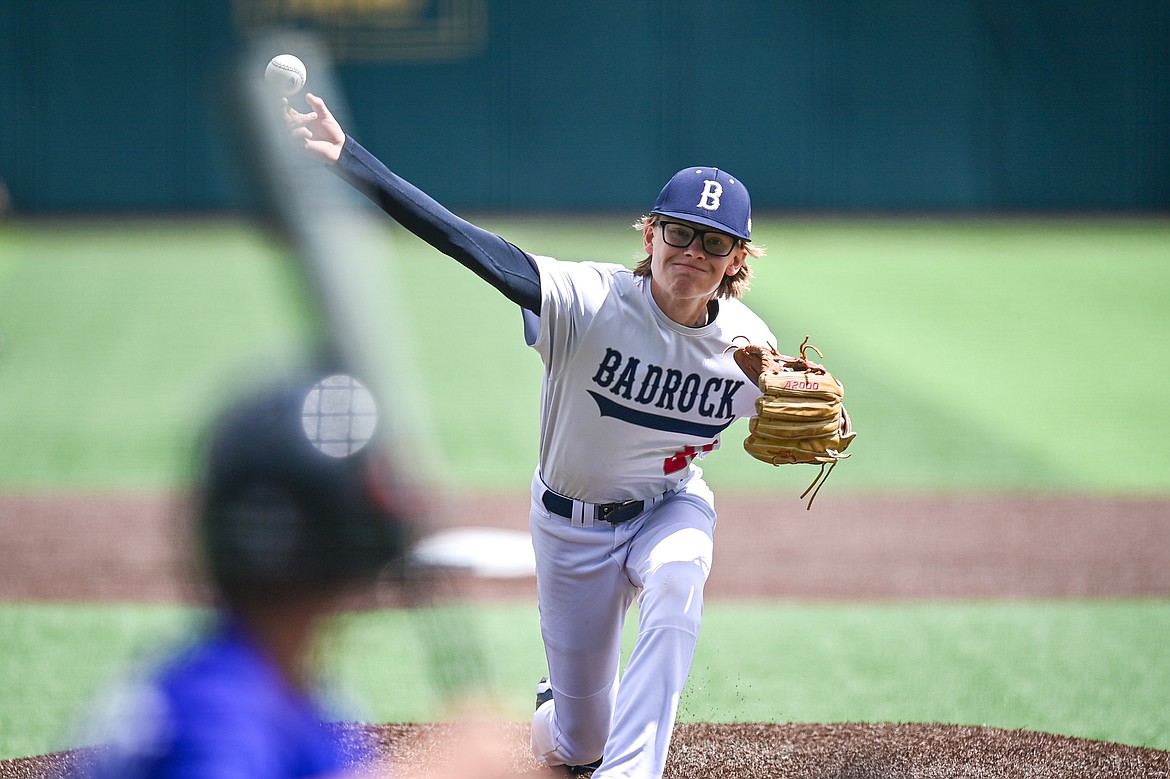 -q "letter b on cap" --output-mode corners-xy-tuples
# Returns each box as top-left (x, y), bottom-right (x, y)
(697, 180), (723, 211)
